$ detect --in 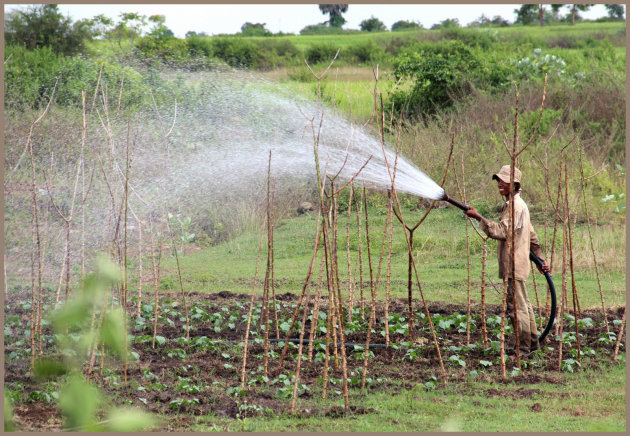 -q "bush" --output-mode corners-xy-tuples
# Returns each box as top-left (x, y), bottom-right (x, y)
(345, 40), (386, 64)
(359, 16), (387, 32)
(390, 40), (483, 117)
(391, 20), (422, 31)
(300, 24), (346, 35)
(210, 37), (263, 68)
(4, 45), (62, 110)
(4, 44), (151, 110)
(136, 37), (190, 66)
(185, 35), (214, 57)
(305, 42), (339, 64)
